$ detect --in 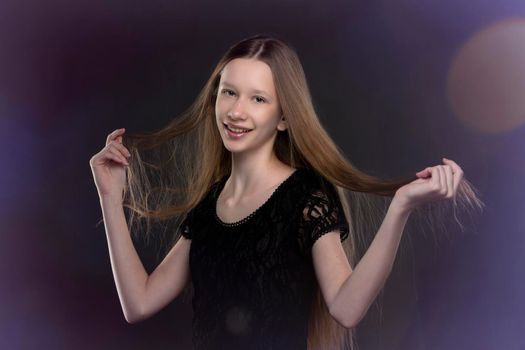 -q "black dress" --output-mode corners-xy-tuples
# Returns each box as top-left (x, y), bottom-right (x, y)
(179, 167), (349, 349)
